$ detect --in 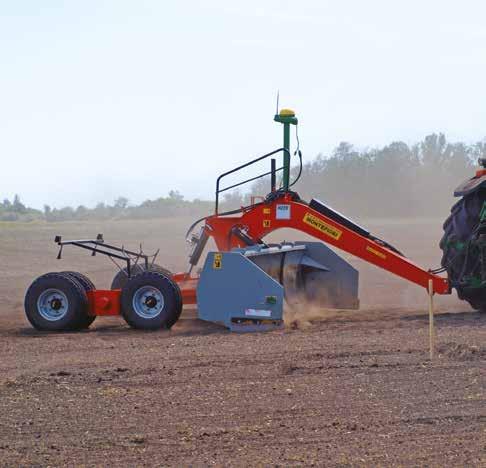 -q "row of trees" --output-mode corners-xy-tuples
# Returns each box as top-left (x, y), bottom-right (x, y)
(2, 133), (485, 222)
(0, 195), (42, 222)
(2, 191), (213, 222)
(41, 191), (213, 222)
(0, 191), (211, 222)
